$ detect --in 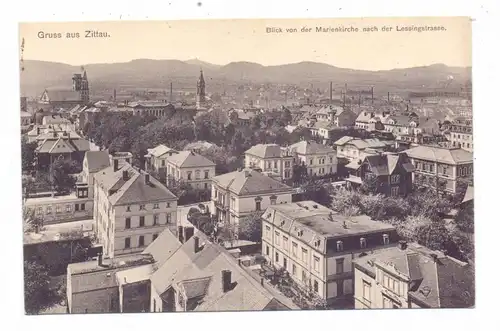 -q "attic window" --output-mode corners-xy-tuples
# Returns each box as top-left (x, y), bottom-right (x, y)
(336, 240), (344, 252)
(383, 234), (389, 245)
(360, 237), (367, 249)
(297, 230), (304, 237)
